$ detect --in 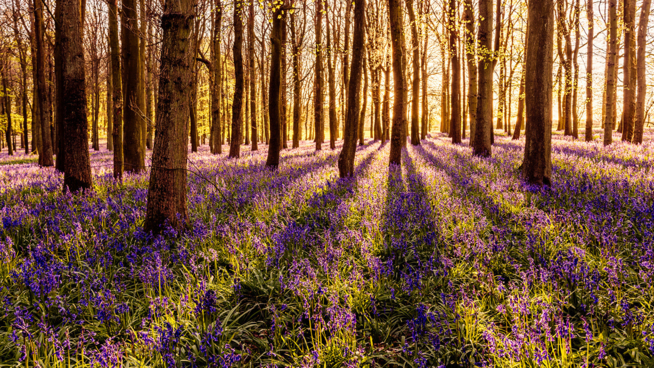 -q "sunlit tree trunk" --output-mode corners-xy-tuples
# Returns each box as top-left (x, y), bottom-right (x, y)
(266, 1), (286, 168)
(388, 0), (407, 165)
(229, 2), (244, 158)
(584, 0), (594, 141)
(604, 0), (617, 146)
(34, 0), (53, 166)
(633, 0), (651, 144)
(406, 0), (421, 145)
(473, 0), (492, 156)
(448, 0), (461, 144)
(621, 0), (636, 141)
(314, 0), (324, 151)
